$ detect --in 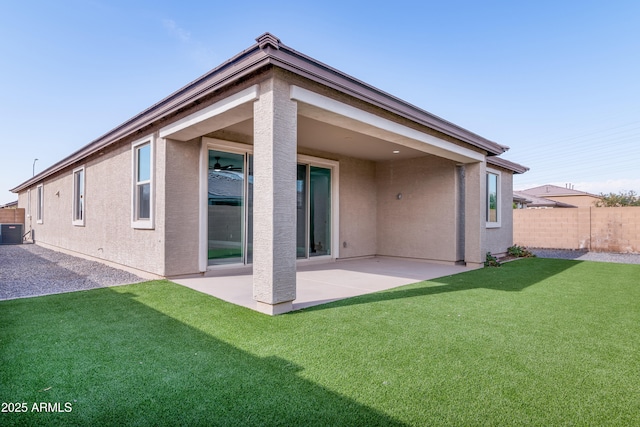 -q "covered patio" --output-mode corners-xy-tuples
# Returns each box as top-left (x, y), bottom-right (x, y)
(172, 257), (476, 314)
